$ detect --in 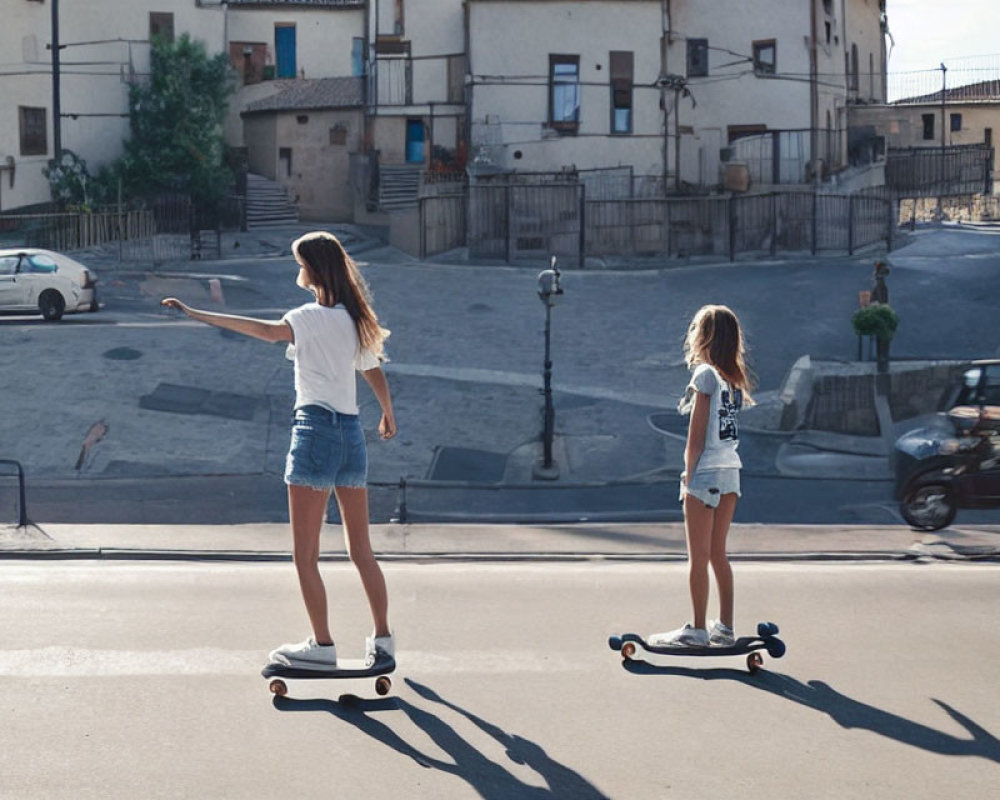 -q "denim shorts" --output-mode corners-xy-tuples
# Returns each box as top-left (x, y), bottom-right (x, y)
(679, 468), (741, 509)
(284, 405), (368, 490)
